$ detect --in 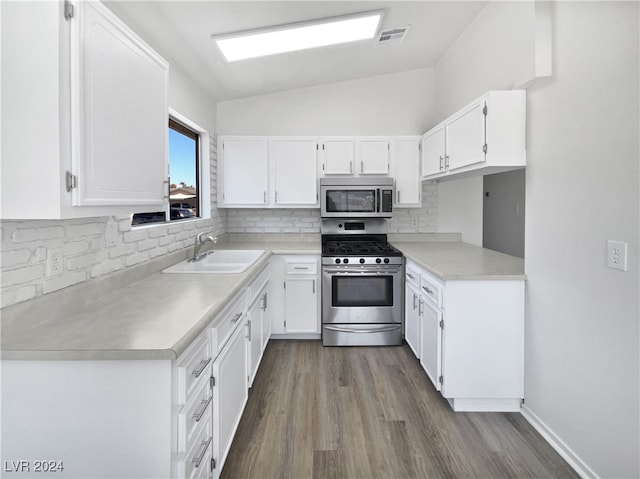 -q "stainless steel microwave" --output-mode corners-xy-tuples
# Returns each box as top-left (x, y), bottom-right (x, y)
(320, 177), (394, 218)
